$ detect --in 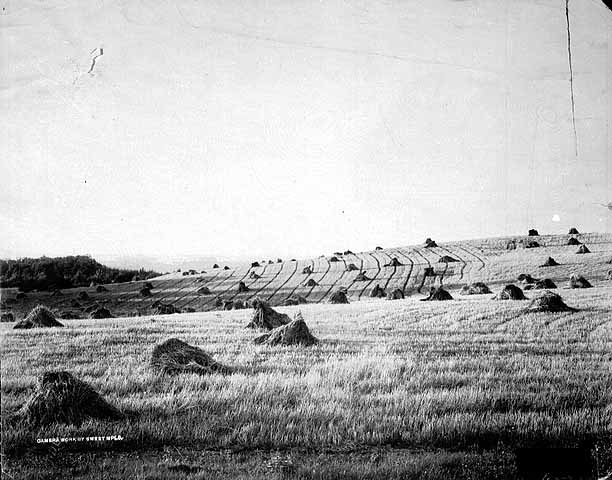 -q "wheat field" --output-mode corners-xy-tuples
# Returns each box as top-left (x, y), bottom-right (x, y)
(2, 283), (611, 478)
